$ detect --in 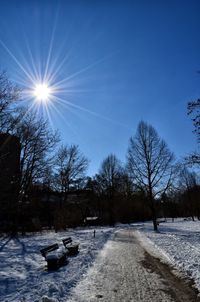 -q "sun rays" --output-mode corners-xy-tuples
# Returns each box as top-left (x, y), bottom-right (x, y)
(33, 83), (52, 102)
(0, 14), (128, 134)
